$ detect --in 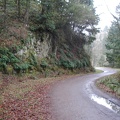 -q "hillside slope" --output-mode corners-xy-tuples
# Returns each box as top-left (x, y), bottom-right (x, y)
(0, 0), (99, 75)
